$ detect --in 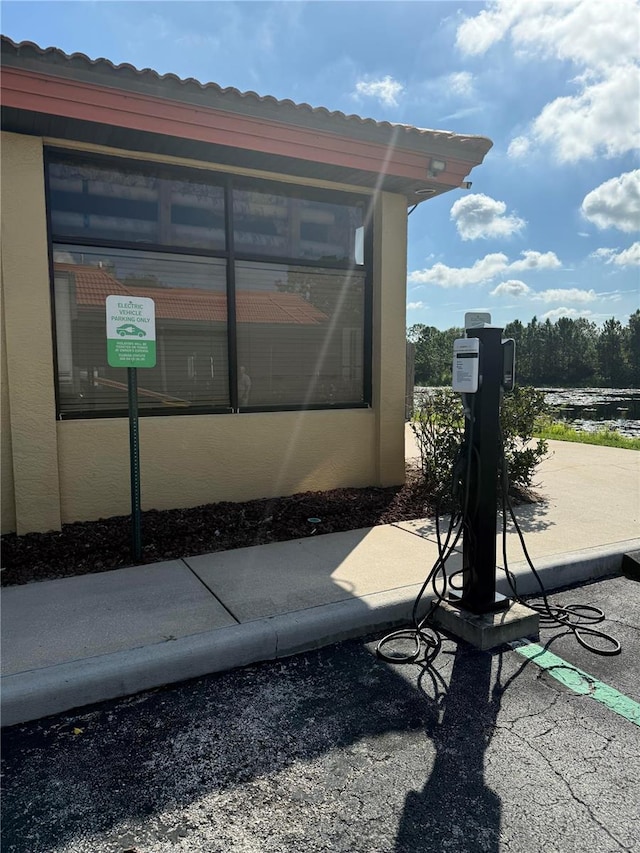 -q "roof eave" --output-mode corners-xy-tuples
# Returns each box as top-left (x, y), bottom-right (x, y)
(0, 35), (493, 199)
